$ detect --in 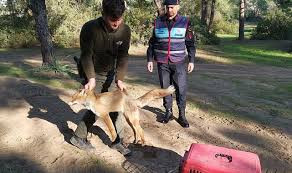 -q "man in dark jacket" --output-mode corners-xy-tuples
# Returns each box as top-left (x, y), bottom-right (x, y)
(70, 0), (132, 156)
(147, 0), (196, 128)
